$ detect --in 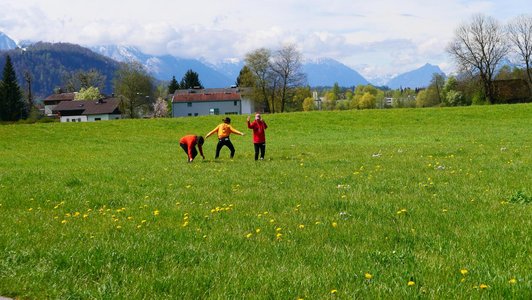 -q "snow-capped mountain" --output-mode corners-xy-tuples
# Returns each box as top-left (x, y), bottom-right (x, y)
(0, 32), (17, 50)
(92, 45), (234, 88)
(303, 58), (369, 87)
